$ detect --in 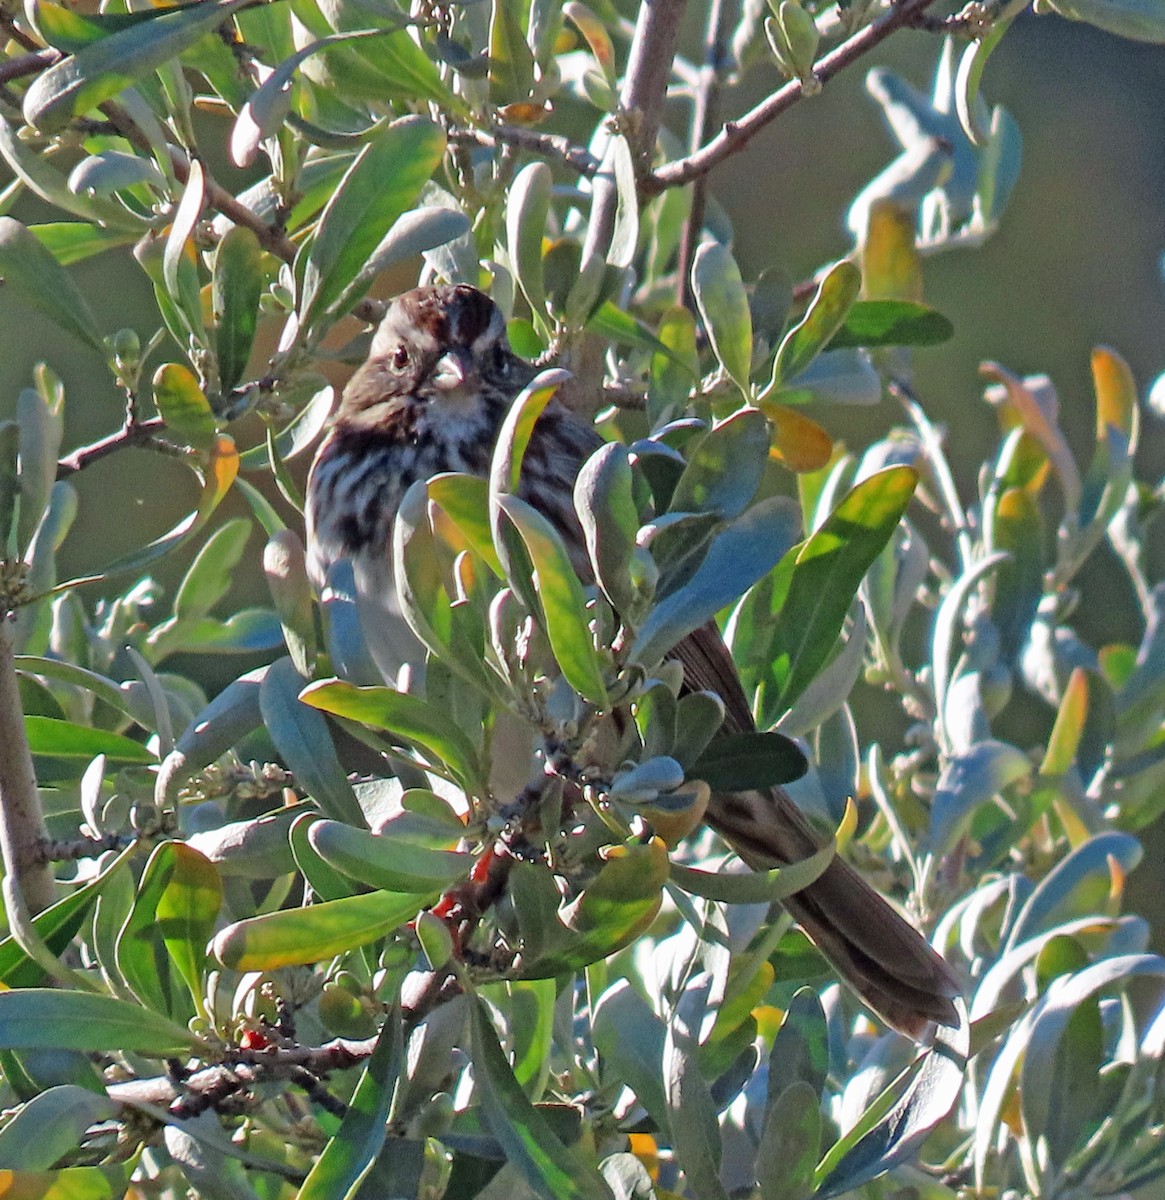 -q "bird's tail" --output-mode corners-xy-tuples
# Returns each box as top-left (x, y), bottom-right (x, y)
(706, 786), (962, 1042)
